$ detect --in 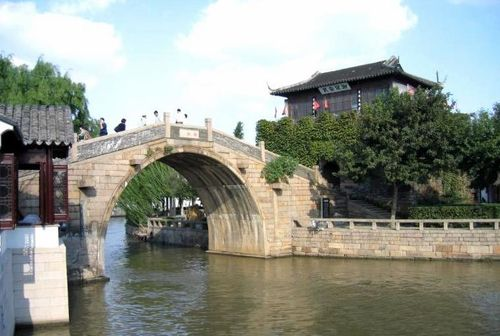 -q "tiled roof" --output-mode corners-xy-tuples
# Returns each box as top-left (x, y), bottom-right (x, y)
(270, 57), (436, 96)
(0, 105), (74, 146)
